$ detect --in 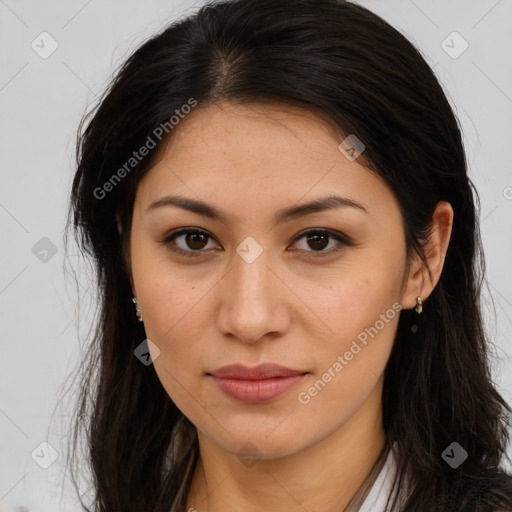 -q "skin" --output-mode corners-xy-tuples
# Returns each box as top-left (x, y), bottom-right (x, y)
(122, 100), (453, 512)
